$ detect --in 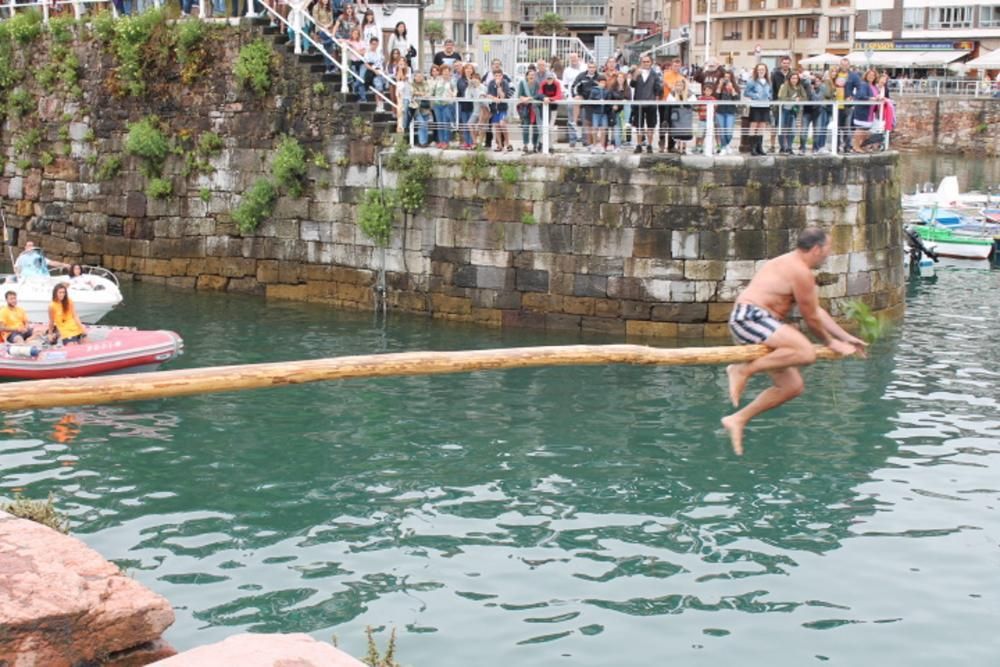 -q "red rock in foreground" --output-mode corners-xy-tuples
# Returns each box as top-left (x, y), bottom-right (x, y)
(0, 510), (176, 666)
(151, 633), (366, 666)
